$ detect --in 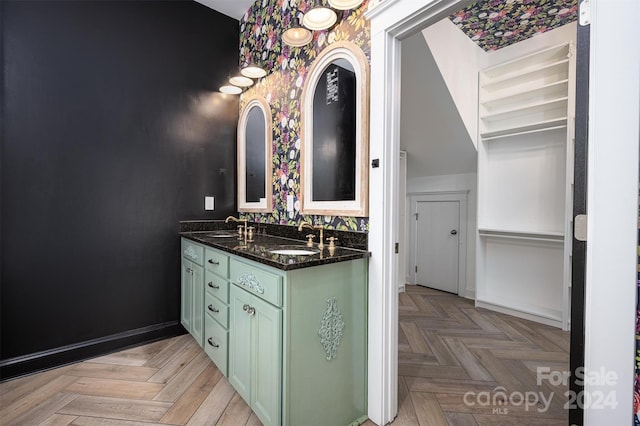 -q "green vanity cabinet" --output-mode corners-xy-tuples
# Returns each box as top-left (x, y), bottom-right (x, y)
(181, 239), (204, 346)
(281, 258), (368, 426)
(228, 256), (367, 426)
(229, 284), (282, 426)
(203, 247), (231, 376)
(182, 237), (368, 426)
